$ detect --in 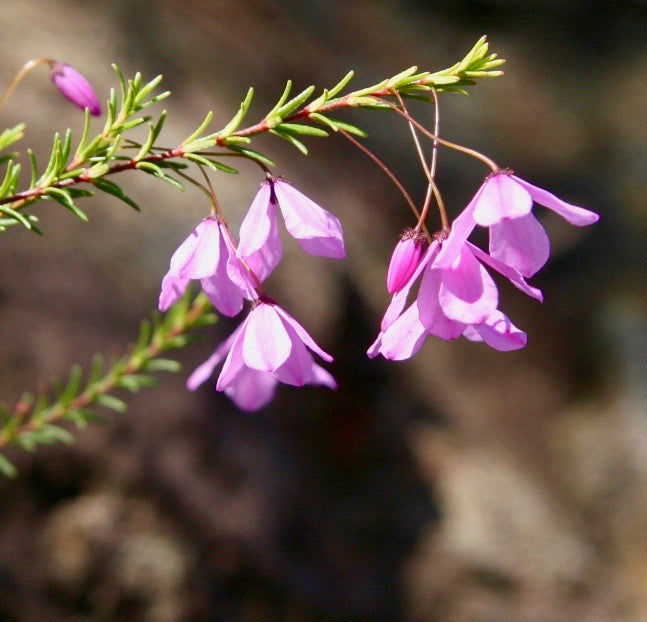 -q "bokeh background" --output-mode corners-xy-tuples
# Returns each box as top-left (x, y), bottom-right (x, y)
(0, 1), (645, 620)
